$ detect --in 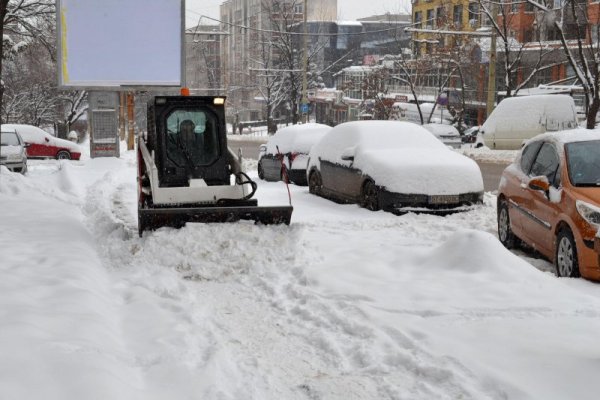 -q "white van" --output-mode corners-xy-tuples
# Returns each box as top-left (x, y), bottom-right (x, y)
(480, 94), (578, 149)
